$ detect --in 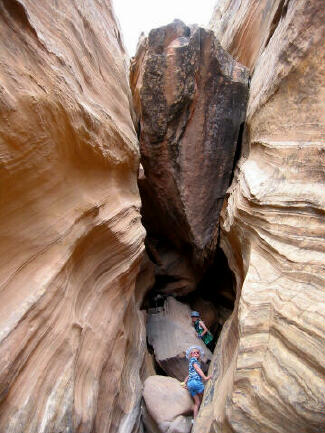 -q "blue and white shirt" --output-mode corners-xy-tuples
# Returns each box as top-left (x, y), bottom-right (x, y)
(188, 357), (202, 382)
